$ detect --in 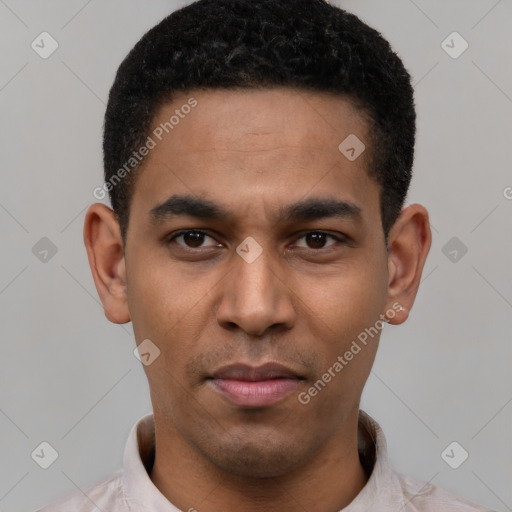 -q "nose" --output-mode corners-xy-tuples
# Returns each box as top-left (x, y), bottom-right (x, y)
(215, 245), (296, 337)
